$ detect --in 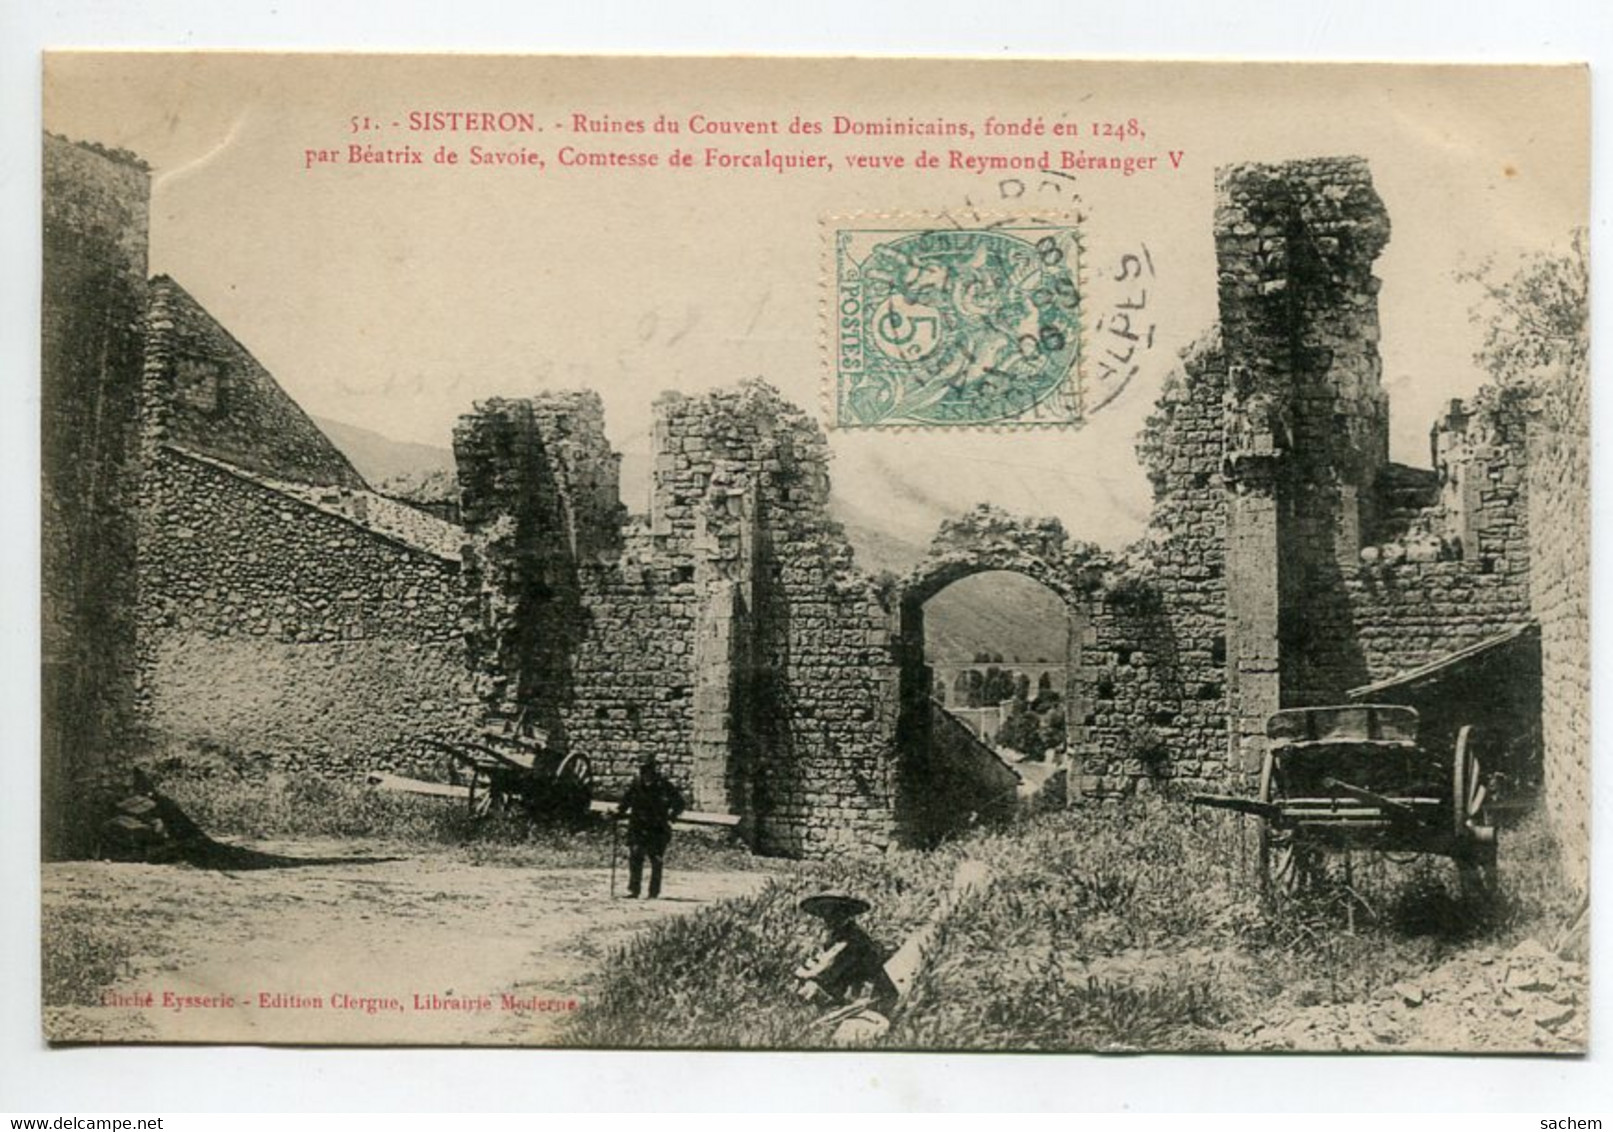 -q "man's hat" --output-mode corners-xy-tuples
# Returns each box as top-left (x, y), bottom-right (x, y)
(798, 891), (871, 919)
(638, 755), (658, 769)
